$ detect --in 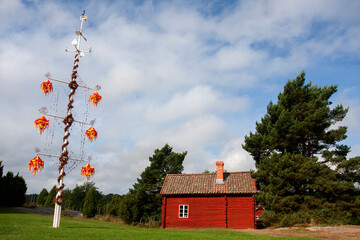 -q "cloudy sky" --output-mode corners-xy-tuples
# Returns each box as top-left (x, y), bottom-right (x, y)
(0, 0), (359, 195)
